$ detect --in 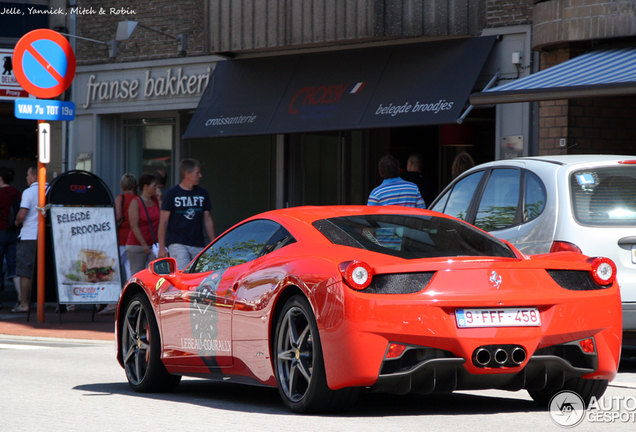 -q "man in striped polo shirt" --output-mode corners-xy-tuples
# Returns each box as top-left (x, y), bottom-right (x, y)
(367, 155), (426, 208)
